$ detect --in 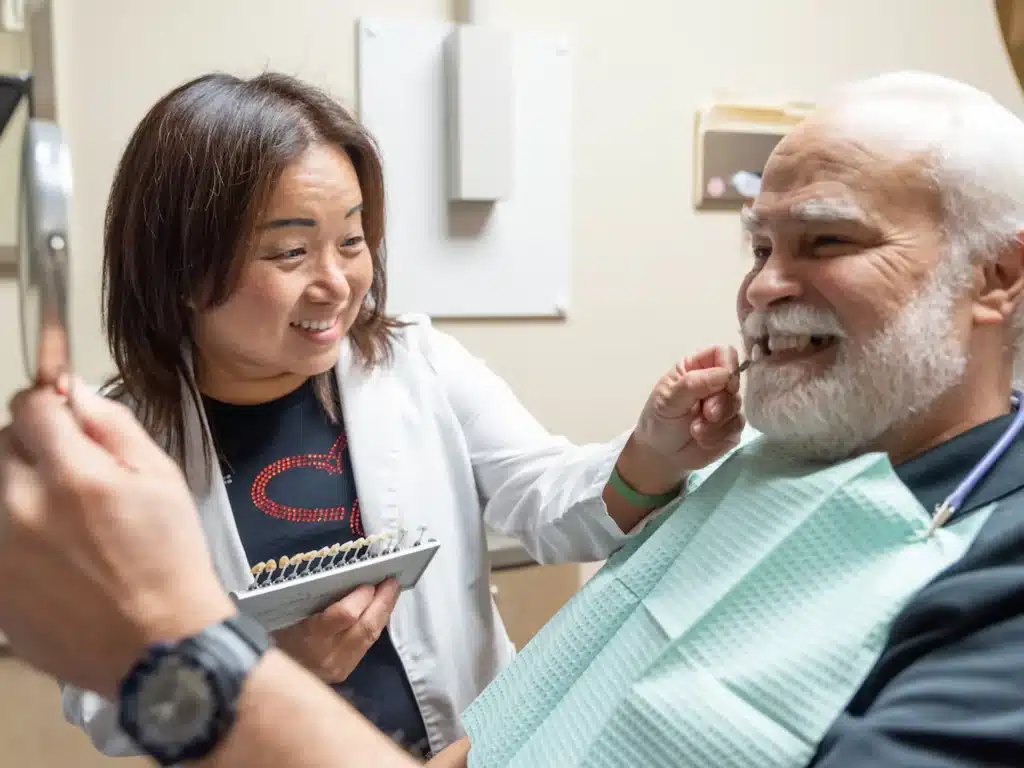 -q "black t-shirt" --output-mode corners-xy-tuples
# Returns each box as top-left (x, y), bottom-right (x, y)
(203, 380), (430, 758)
